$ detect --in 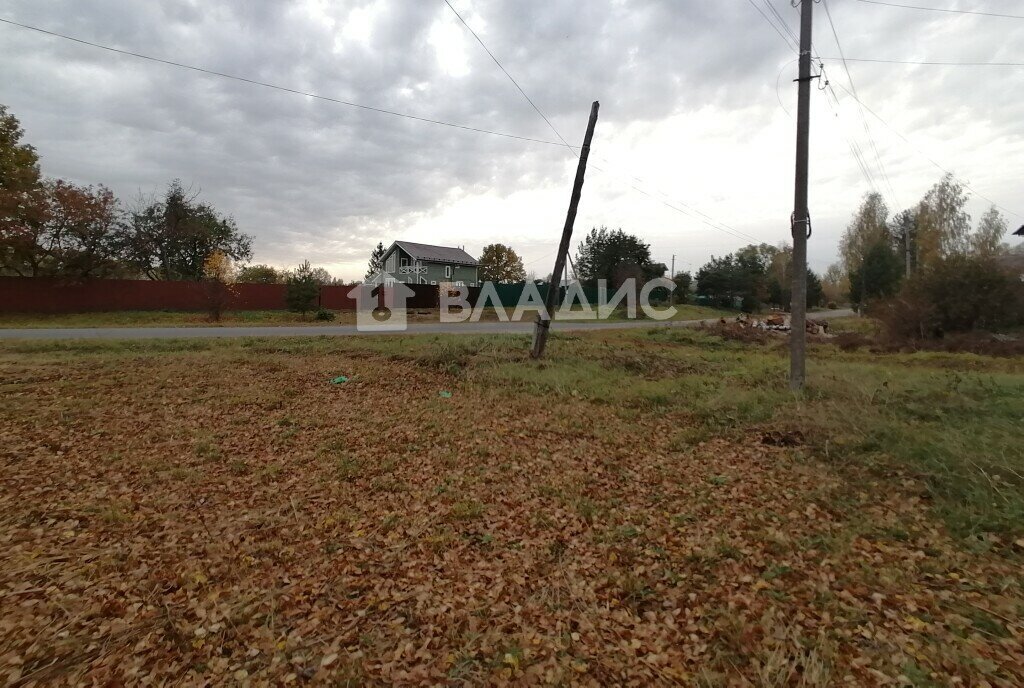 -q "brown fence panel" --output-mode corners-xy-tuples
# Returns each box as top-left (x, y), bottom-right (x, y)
(0, 277), (287, 313)
(230, 283), (287, 310)
(406, 284), (438, 309)
(318, 284), (357, 310)
(0, 278), (500, 314)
